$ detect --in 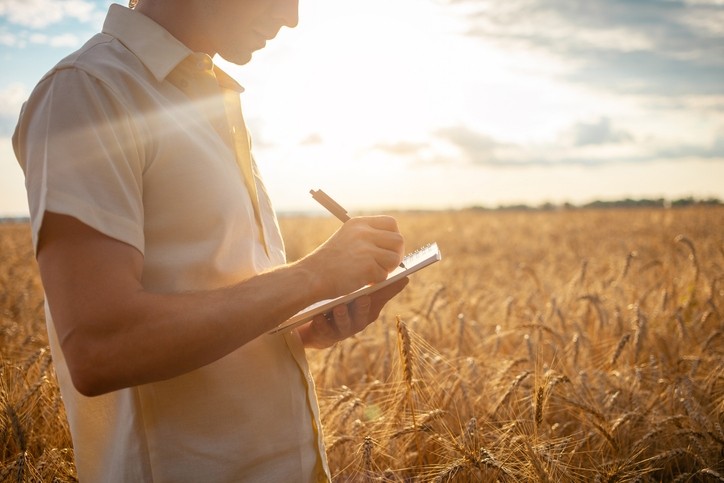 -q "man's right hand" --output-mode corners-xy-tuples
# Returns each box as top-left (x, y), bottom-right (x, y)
(297, 216), (405, 300)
